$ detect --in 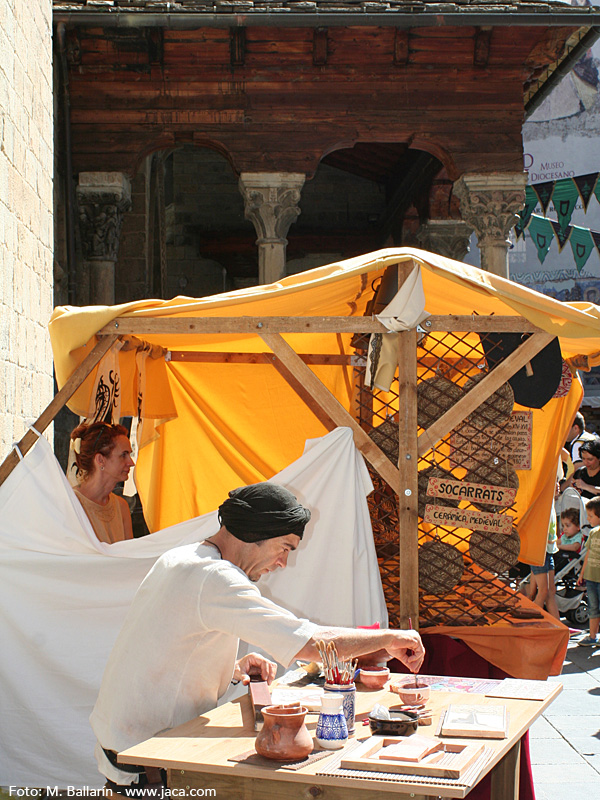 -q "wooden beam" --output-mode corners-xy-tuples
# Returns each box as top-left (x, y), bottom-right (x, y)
(99, 315), (546, 337)
(394, 29), (410, 66)
(98, 317), (389, 336)
(417, 332), (555, 457)
(474, 27), (492, 67)
(0, 335), (120, 488)
(424, 316), (543, 333)
(259, 332), (401, 489)
(168, 351), (360, 366)
(230, 27), (246, 67)
(148, 28), (164, 65)
(397, 262), (420, 630)
(313, 28), (328, 66)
